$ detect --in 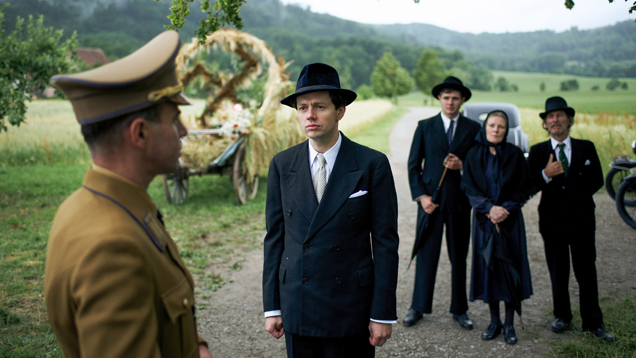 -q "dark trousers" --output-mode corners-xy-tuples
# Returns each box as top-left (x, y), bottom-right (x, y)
(411, 205), (471, 315)
(284, 332), (374, 358)
(541, 229), (604, 329)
